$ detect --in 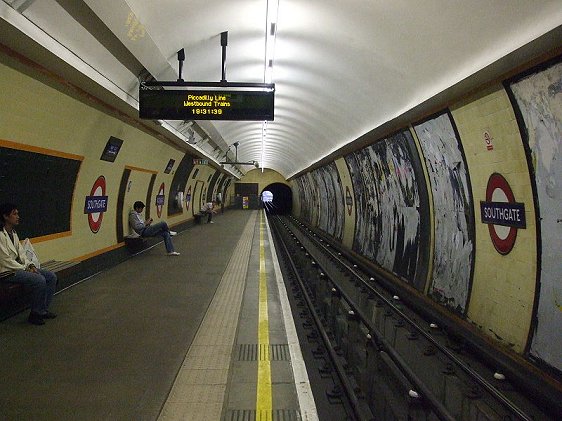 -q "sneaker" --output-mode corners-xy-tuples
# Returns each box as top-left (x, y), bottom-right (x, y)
(167, 251), (180, 256)
(169, 231), (177, 236)
(28, 313), (45, 325)
(208, 221), (214, 224)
